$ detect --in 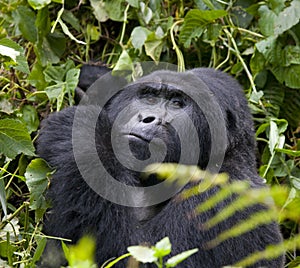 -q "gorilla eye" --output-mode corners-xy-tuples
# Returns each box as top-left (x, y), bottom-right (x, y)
(143, 96), (160, 105)
(169, 99), (184, 108)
